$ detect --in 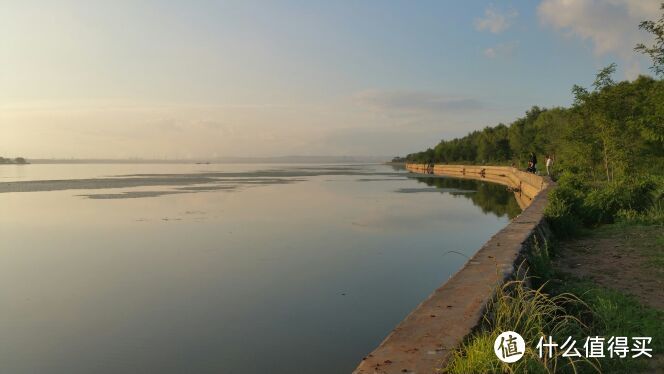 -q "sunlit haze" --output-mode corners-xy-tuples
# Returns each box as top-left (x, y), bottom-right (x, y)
(1, 0), (657, 159)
